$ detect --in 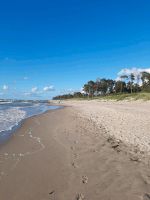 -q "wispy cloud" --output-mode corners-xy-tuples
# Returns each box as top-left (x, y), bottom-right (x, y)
(117, 67), (150, 80)
(2, 85), (9, 91)
(118, 67), (150, 76)
(43, 85), (55, 92)
(24, 87), (39, 97)
(59, 88), (80, 95)
(24, 85), (55, 98)
(31, 87), (38, 93)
